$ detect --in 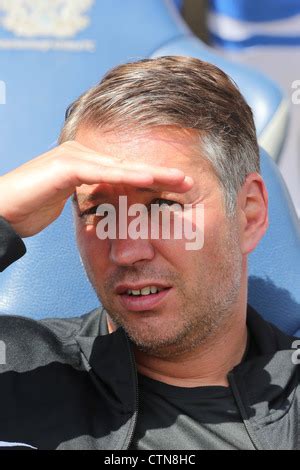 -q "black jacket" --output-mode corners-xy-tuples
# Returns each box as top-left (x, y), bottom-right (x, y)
(0, 217), (299, 450)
